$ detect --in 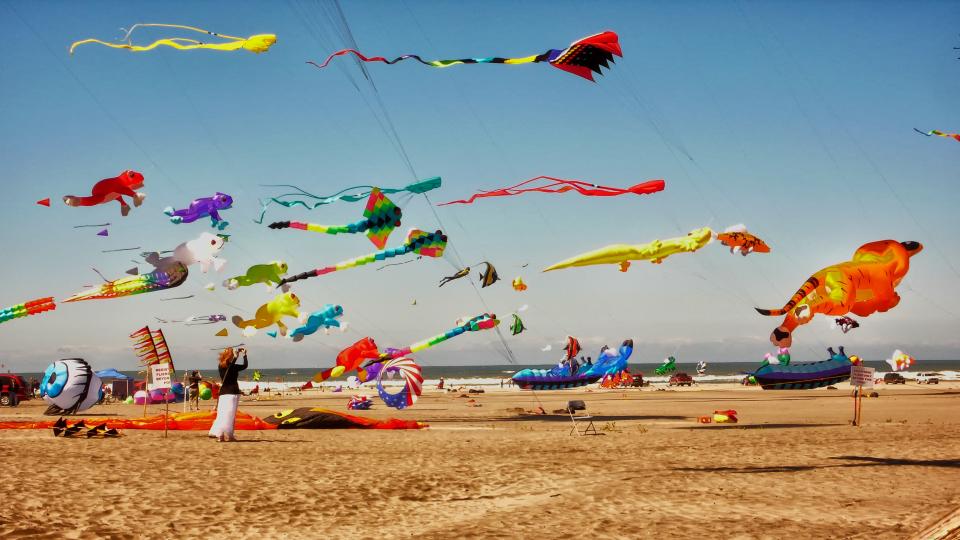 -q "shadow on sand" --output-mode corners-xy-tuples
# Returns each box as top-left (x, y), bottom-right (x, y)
(672, 455), (960, 474)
